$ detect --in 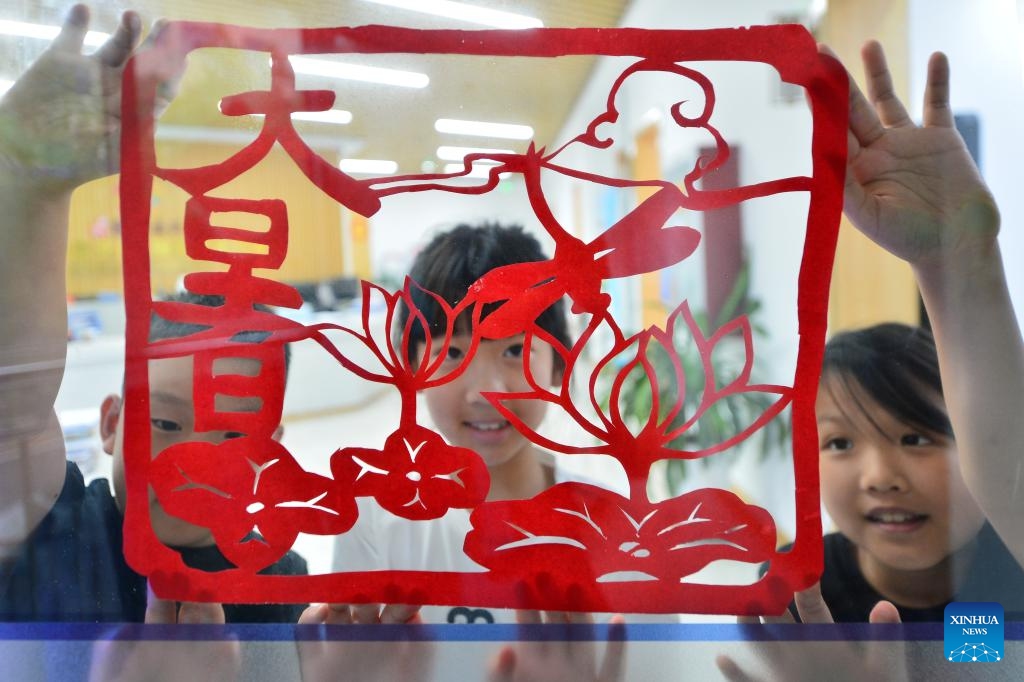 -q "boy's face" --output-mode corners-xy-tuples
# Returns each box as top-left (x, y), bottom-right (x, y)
(419, 332), (559, 473)
(101, 354), (276, 548)
(816, 376), (986, 584)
